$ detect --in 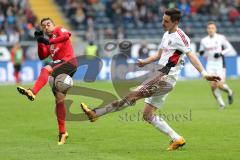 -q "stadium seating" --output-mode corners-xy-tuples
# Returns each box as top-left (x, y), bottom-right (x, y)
(54, 0), (240, 39)
(0, 0), (37, 43)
